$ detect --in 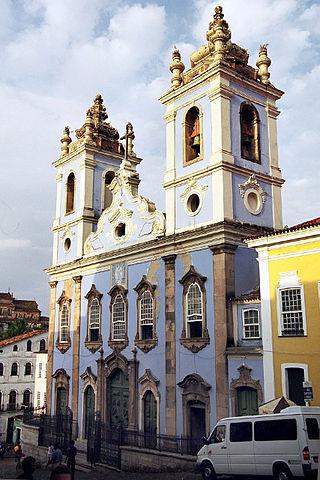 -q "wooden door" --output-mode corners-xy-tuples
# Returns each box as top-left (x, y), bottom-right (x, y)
(110, 369), (129, 429)
(236, 387), (258, 416)
(84, 385), (95, 438)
